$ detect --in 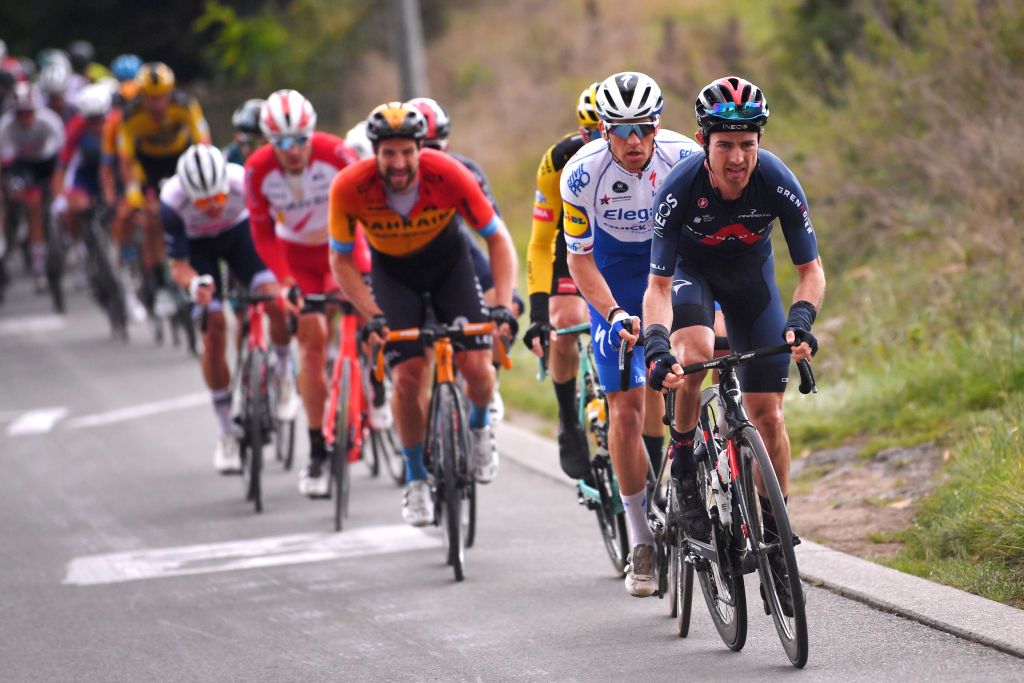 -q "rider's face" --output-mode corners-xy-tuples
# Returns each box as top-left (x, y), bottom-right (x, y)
(143, 93), (171, 118)
(705, 130), (760, 200)
(272, 138), (313, 175)
(602, 117), (658, 174)
(376, 138), (420, 193)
